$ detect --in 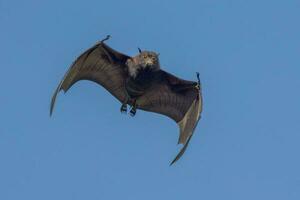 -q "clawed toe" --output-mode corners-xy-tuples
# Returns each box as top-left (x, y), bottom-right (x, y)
(120, 104), (127, 114)
(130, 108), (136, 116)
